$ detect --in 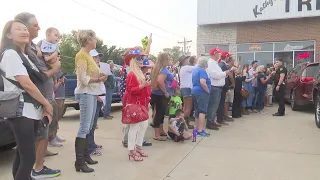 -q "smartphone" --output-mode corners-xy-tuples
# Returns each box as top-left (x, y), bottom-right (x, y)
(146, 72), (151, 81)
